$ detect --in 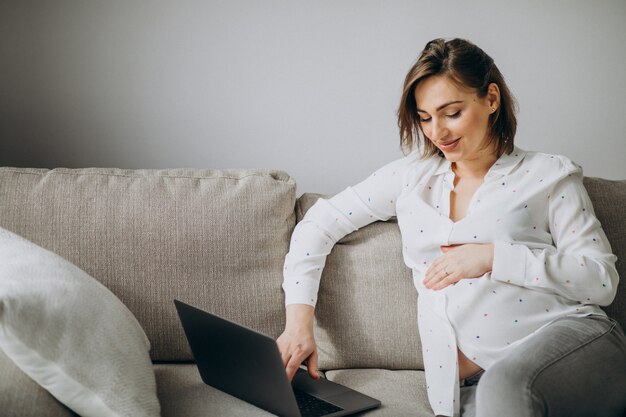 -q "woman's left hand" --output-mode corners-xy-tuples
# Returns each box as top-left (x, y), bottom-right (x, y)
(423, 244), (494, 290)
